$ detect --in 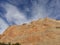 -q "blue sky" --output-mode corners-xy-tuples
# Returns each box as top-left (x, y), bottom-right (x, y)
(0, 0), (60, 34)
